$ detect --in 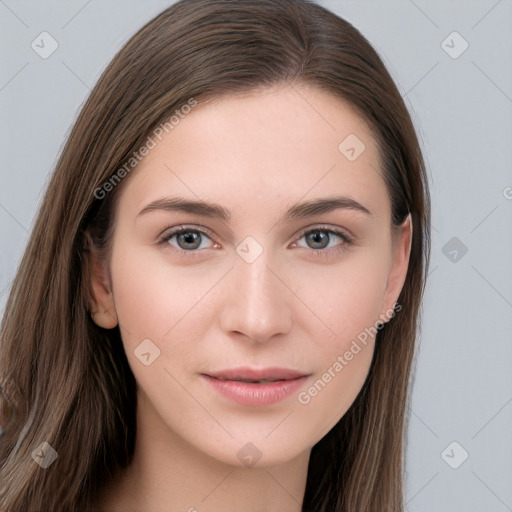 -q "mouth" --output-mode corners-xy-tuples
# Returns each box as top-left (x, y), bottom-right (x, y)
(215, 378), (285, 383)
(209, 377), (291, 384)
(200, 367), (311, 406)
(203, 366), (309, 382)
